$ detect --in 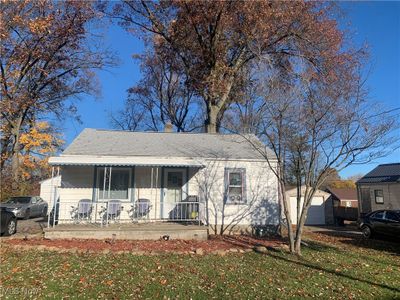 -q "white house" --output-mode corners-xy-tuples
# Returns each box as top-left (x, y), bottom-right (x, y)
(47, 128), (279, 234)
